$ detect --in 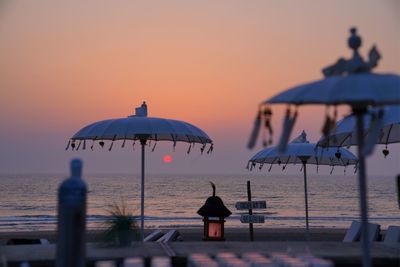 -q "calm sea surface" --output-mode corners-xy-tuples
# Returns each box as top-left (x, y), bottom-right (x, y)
(0, 173), (399, 232)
